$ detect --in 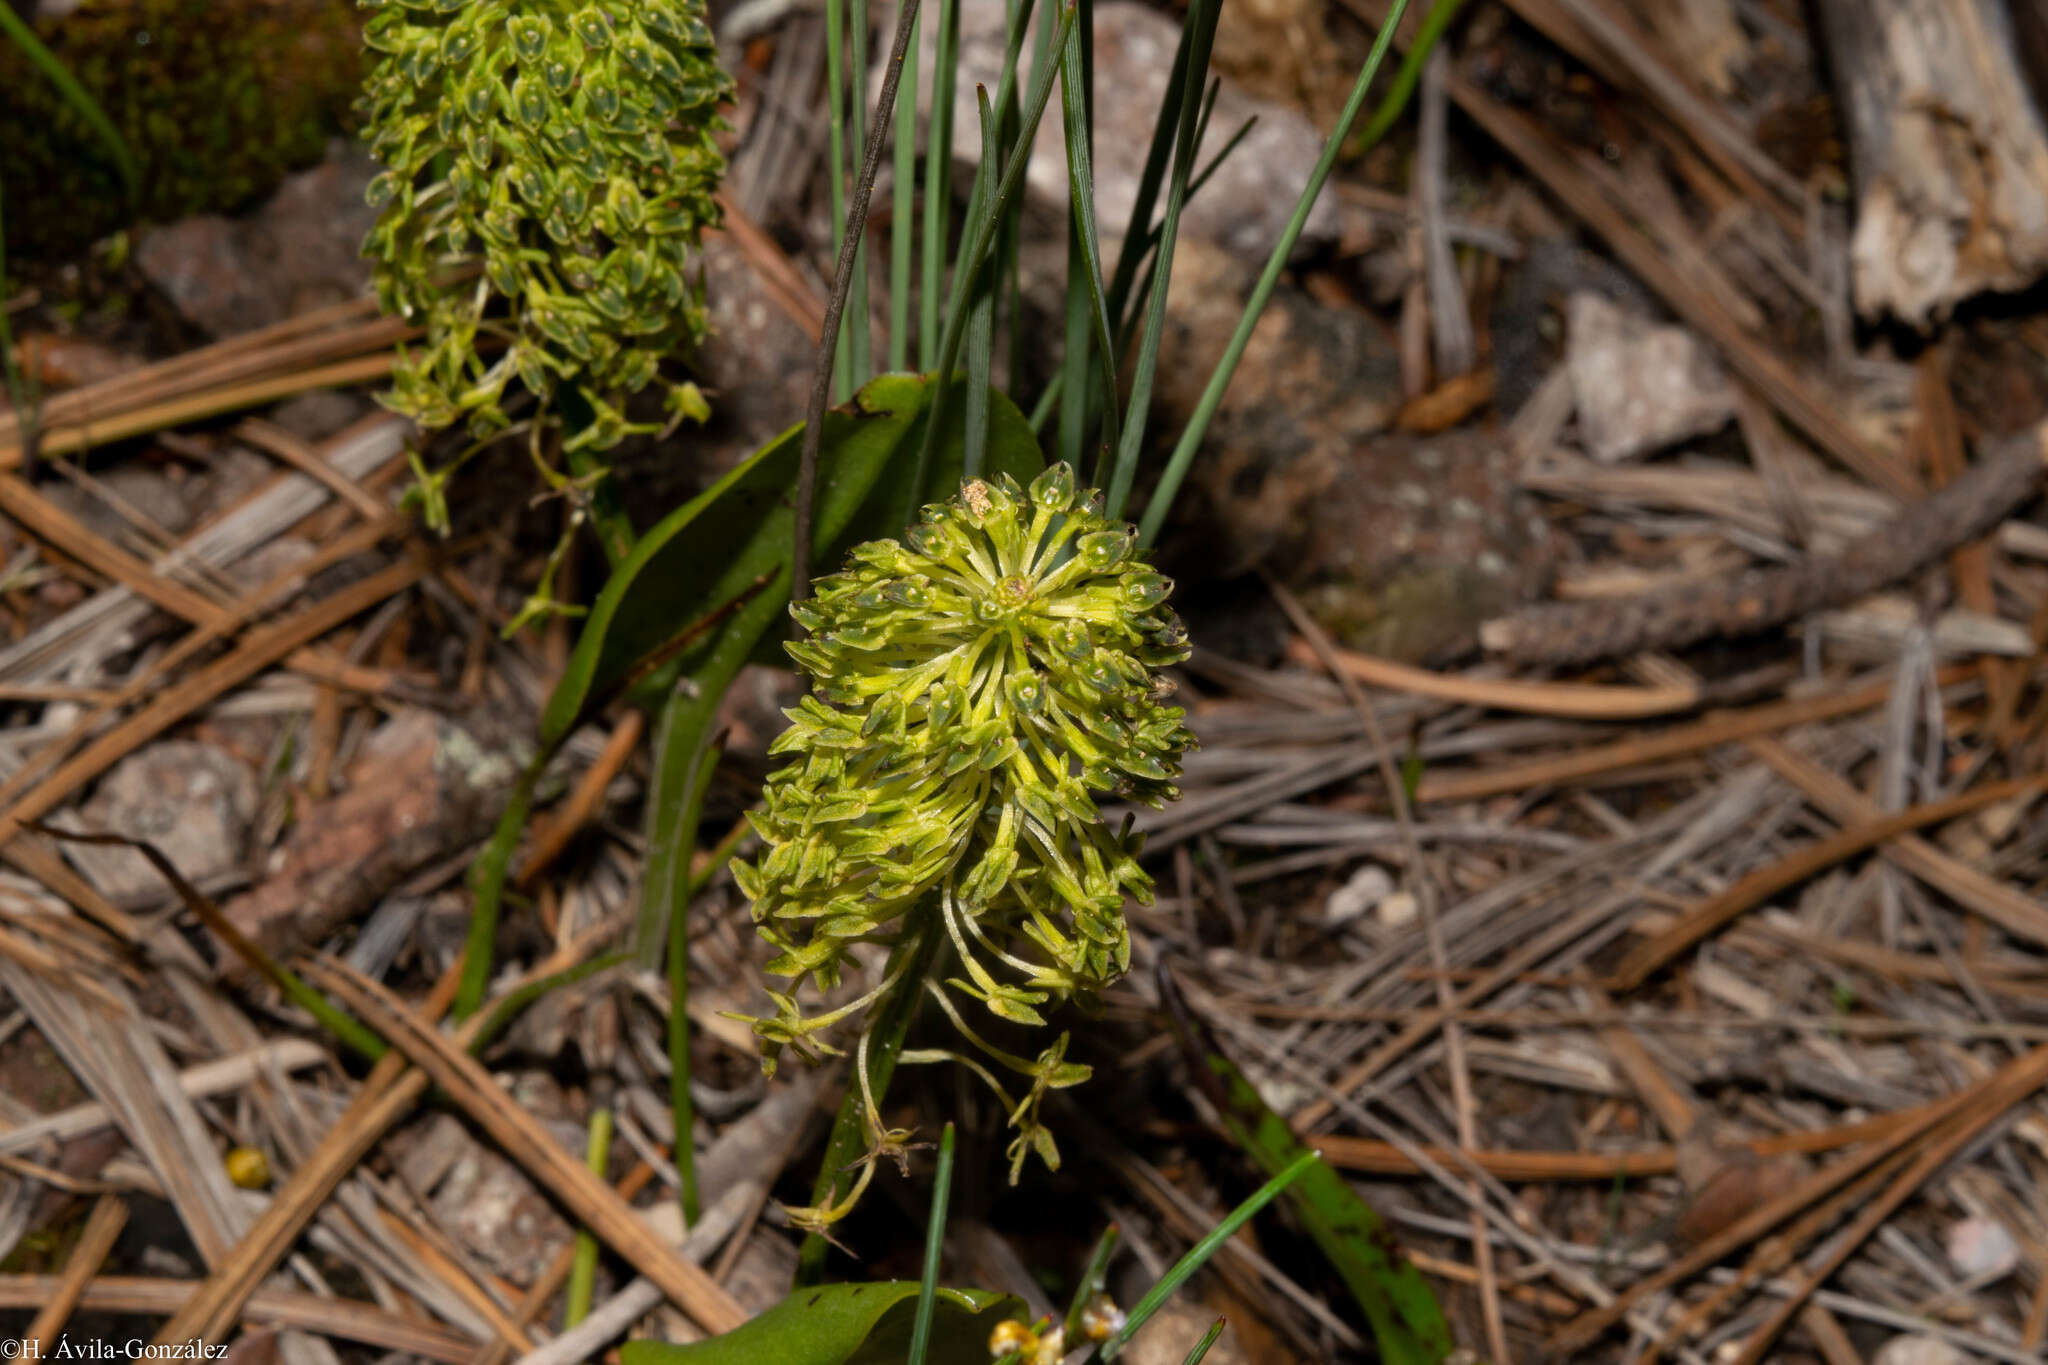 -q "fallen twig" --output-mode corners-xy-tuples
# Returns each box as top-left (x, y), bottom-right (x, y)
(1482, 424), (2045, 666)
